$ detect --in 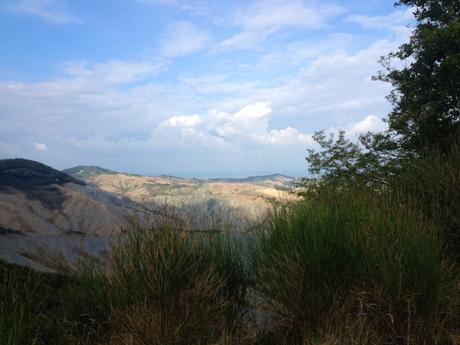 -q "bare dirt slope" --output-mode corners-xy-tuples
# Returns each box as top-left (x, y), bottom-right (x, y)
(64, 167), (298, 224)
(0, 159), (146, 272)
